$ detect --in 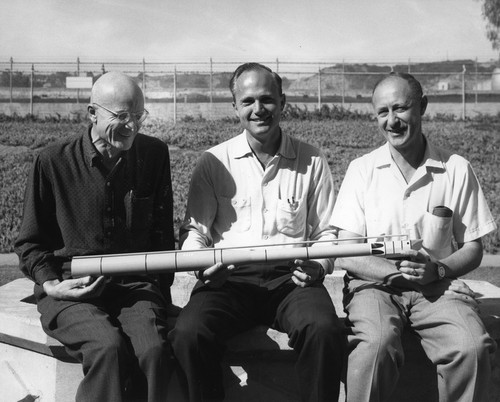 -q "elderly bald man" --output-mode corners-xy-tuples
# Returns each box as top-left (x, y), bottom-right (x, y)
(15, 72), (177, 402)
